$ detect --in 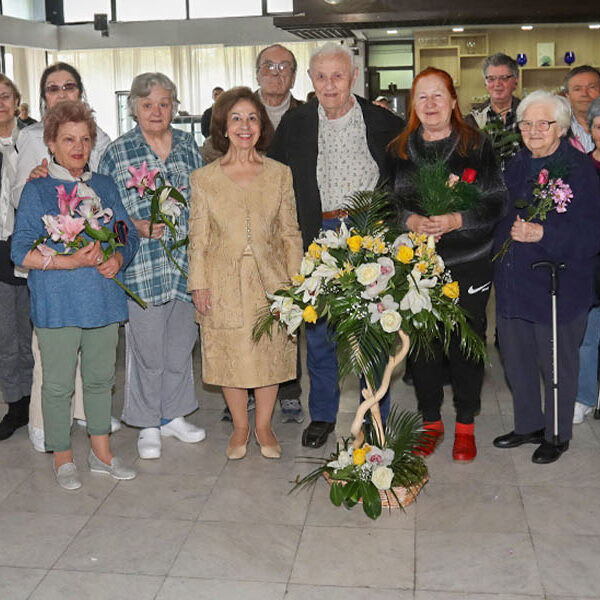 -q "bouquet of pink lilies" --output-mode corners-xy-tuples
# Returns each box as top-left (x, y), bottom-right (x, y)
(34, 183), (146, 308)
(126, 161), (189, 278)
